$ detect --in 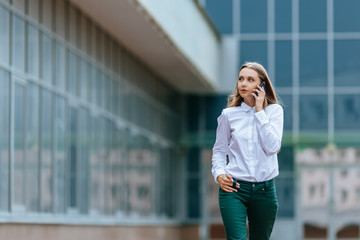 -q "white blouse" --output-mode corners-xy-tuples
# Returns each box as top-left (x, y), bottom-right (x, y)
(211, 102), (284, 183)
